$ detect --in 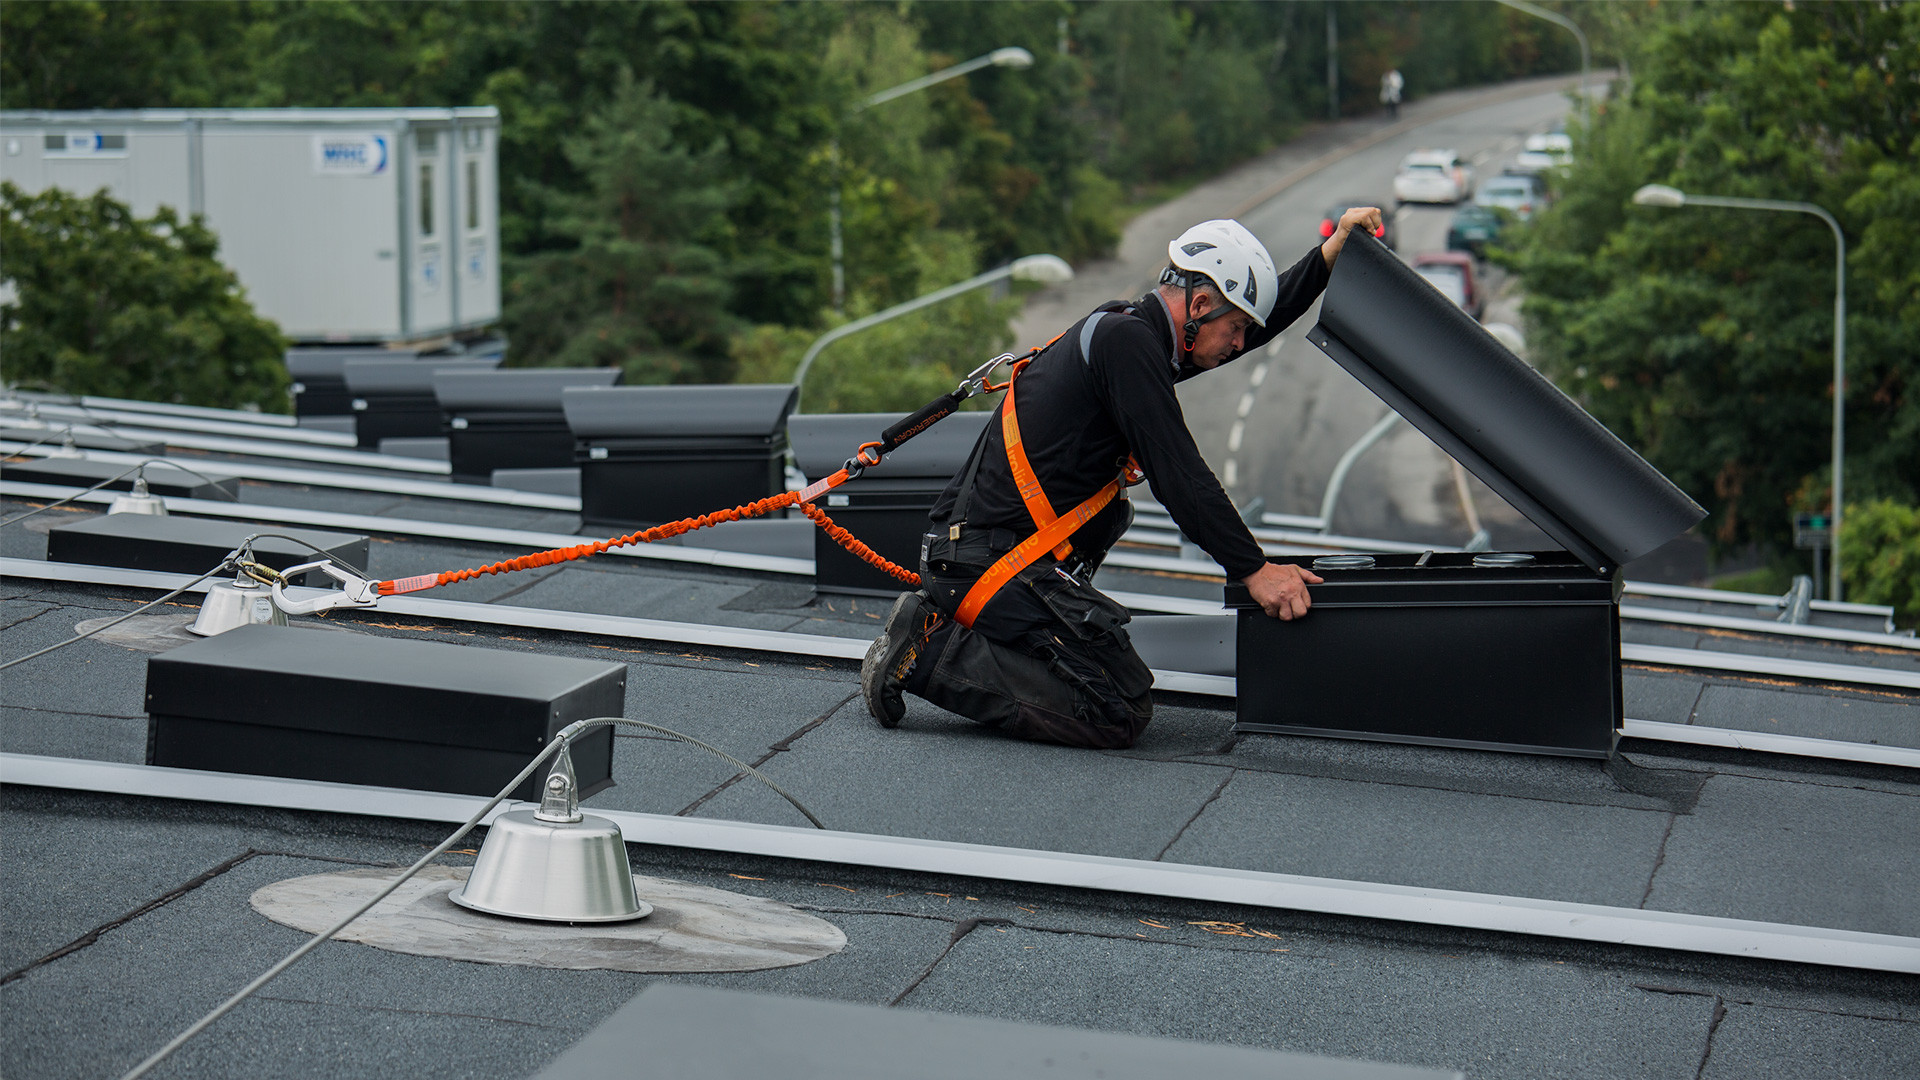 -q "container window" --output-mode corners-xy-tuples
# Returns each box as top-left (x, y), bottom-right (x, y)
(417, 130), (438, 153)
(466, 160), (480, 231)
(462, 126), (484, 150)
(45, 132), (126, 151)
(419, 163), (435, 237)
